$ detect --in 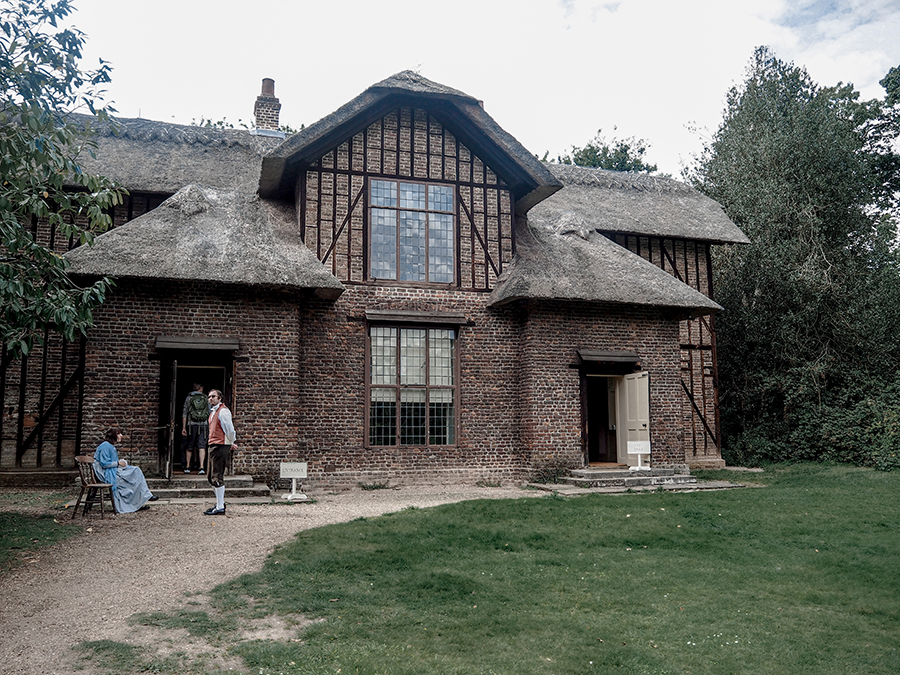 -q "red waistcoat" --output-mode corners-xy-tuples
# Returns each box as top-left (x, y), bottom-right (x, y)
(208, 405), (229, 445)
